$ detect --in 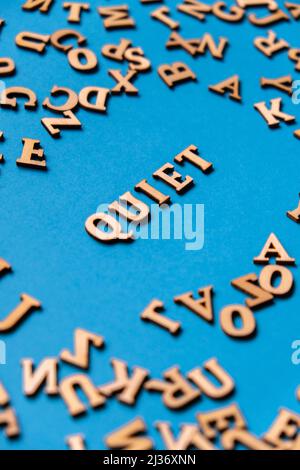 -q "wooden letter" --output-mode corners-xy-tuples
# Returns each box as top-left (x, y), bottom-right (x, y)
(209, 75), (241, 102)
(85, 212), (133, 242)
(43, 85), (78, 112)
(259, 265), (294, 296)
(236, 0), (278, 9)
(287, 194), (300, 223)
(254, 98), (295, 127)
(157, 62), (196, 88)
(98, 5), (135, 30)
(289, 49), (300, 71)
(0, 58), (15, 77)
(102, 39), (132, 61)
(60, 328), (104, 369)
(124, 48), (151, 72)
(105, 417), (153, 450)
(135, 179), (171, 205)
(109, 69), (138, 94)
(166, 32), (200, 56)
(212, 2), (244, 22)
(22, 358), (58, 396)
(254, 30), (289, 57)
(0, 382), (9, 406)
(145, 366), (200, 409)
(60, 374), (105, 416)
(140, 299), (181, 335)
(50, 29), (86, 52)
(263, 408), (300, 449)
(66, 434), (86, 450)
(22, 0), (53, 13)
(15, 31), (50, 53)
(249, 9), (289, 26)
(254, 233), (295, 264)
(174, 144), (213, 172)
(99, 359), (149, 405)
(187, 358), (235, 399)
(231, 273), (274, 308)
(220, 304), (256, 338)
(79, 87), (110, 112)
(174, 286), (214, 323)
(0, 87), (37, 109)
(177, 0), (212, 21)
(222, 429), (272, 450)
(285, 1), (300, 19)
(198, 34), (228, 59)
(109, 191), (150, 223)
(63, 2), (90, 23)
(0, 294), (41, 333)
(153, 163), (193, 193)
(156, 422), (215, 450)
(197, 403), (247, 439)
(260, 75), (292, 95)
(0, 408), (20, 438)
(151, 6), (180, 29)
(16, 138), (46, 170)
(41, 110), (81, 138)
(67, 48), (98, 72)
